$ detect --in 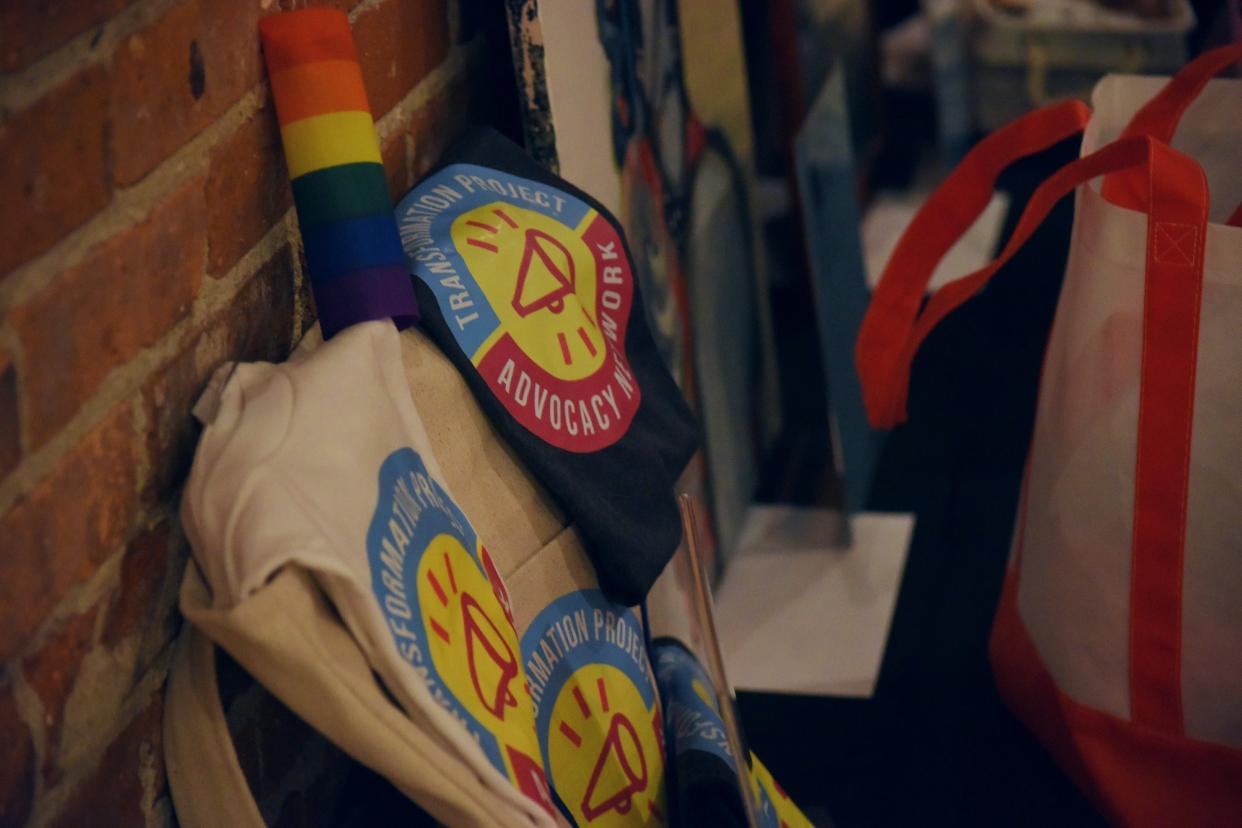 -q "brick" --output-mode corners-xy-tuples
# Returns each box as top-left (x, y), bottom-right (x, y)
(0, 352), (19, 480)
(102, 522), (169, 647)
(141, 246), (295, 504)
(0, 64), (111, 279)
(102, 521), (181, 675)
(0, 674), (35, 827)
(0, 402), (138, 663)
(408, 76), (470, 181)
(0, 1), (129, 72)
(22, 606), (99, 786)
(50, 693), (164, 828)
(354, 0), (451, 119)
(110, 0), (261, 185)
(12, 178), (206, 448)
(284, 243), (320, 340)
(206, 104), (292, 277)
